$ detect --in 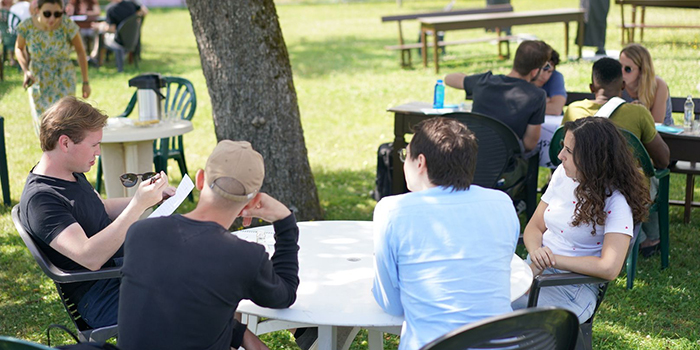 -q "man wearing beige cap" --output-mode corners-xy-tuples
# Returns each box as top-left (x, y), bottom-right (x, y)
(118, 140), (300, 350)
